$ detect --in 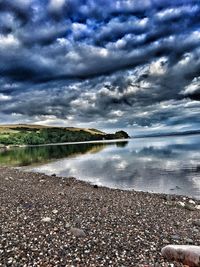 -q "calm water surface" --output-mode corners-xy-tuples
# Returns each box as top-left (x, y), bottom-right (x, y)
(1, 134), (200, 199)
